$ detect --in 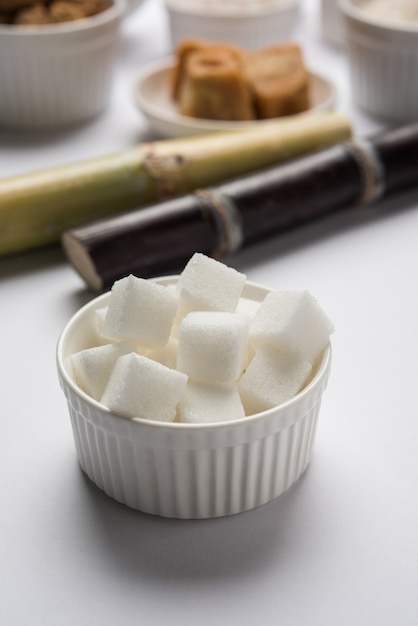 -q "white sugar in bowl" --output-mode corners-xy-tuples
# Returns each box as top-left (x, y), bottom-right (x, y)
(57, 276), (332, 519)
